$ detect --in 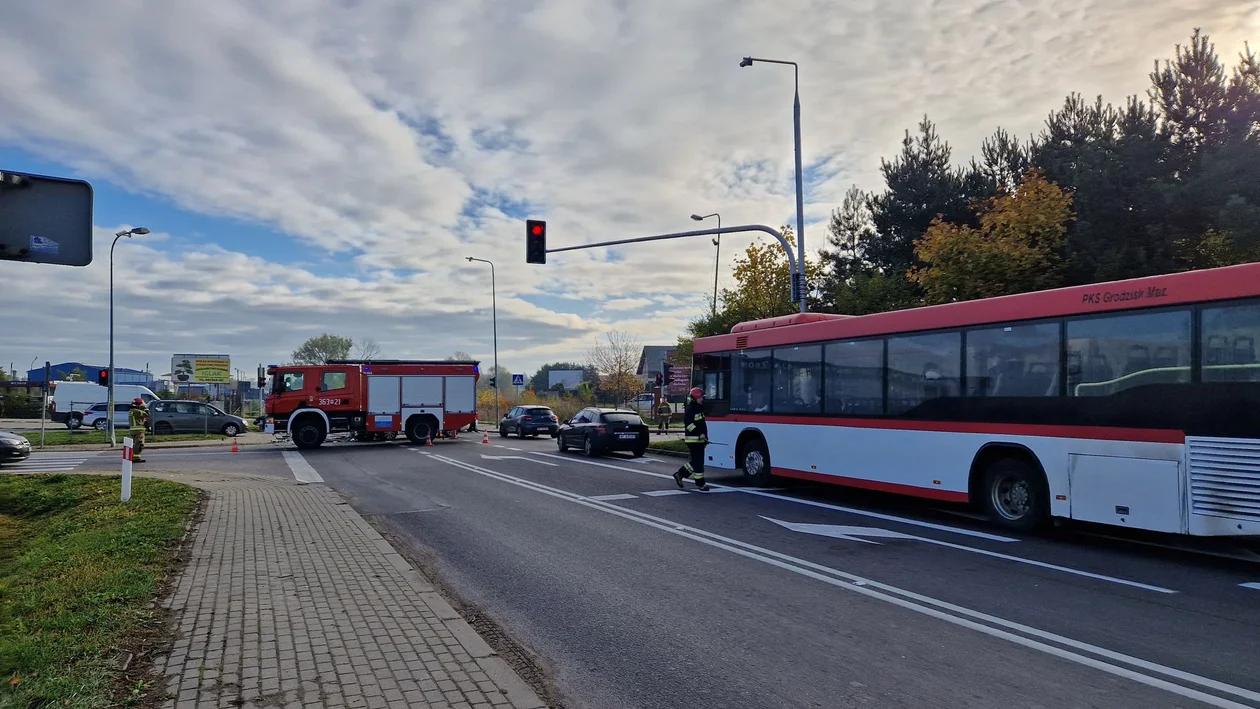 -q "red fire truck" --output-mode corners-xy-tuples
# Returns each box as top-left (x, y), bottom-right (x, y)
(263, 359), (480, 449)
